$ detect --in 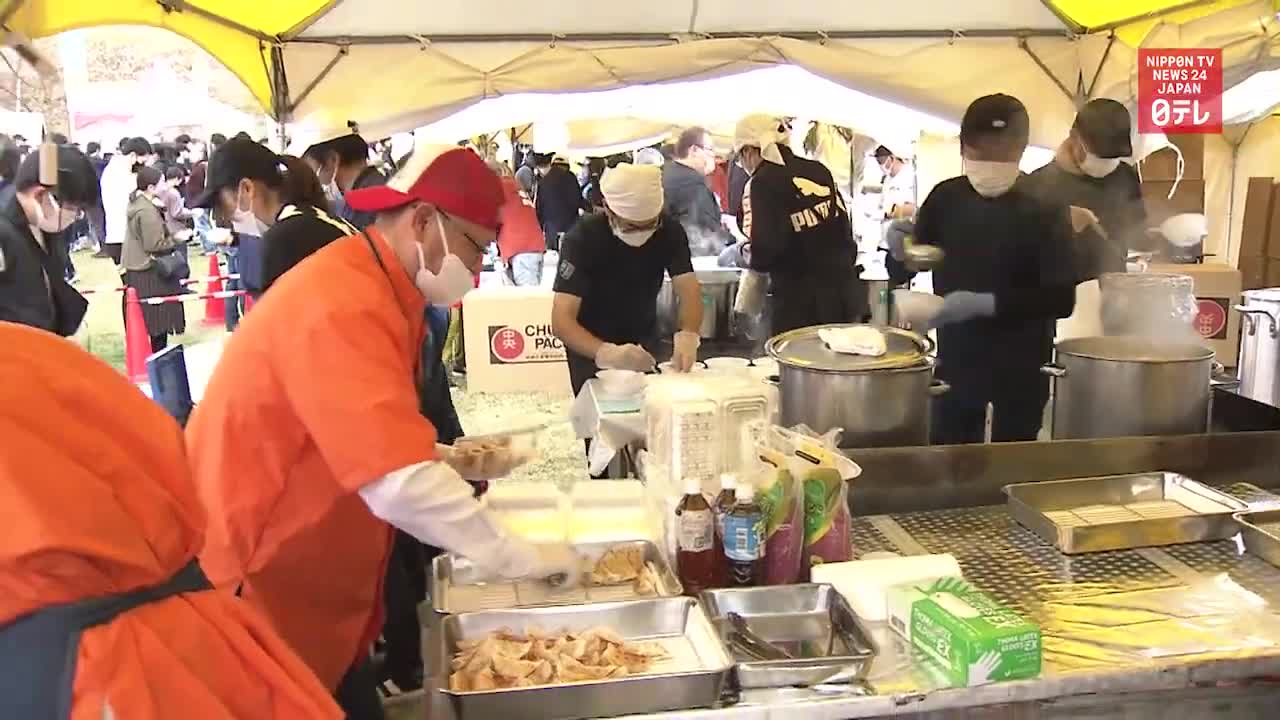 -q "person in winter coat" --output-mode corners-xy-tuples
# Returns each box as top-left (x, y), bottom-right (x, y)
(122, 166), (185, 353)
(736, 114), (867, 334)
(534, 154), (585, 251)
(662, 127), (733, 257)
(0, 322), (342, 720)
(99, 137), (153, 264)
(0, 146), (99, 336)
